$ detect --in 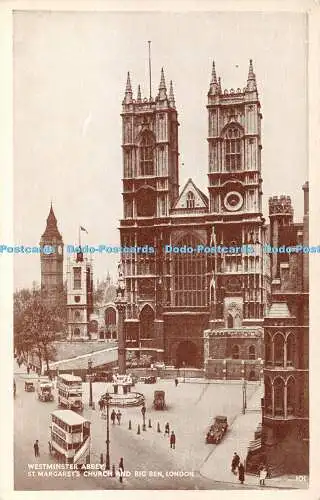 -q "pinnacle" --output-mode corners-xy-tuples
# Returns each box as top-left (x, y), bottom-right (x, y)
(169, 80), (175, 107)
(125, 72), (132, 94)
(211, 60), (217, 85)
(159, 67), (167, 91)
(137, 84), (142, 101)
